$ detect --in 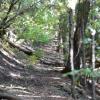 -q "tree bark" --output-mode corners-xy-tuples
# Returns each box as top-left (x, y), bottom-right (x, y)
(58, 13), (68, 65)
(7, 39), (35, 55)
(62, 0), (90, 73)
